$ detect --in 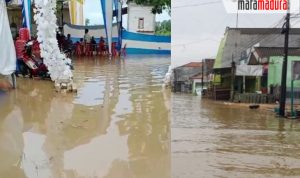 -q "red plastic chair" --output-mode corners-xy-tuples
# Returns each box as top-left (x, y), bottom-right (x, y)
(111, 42), (116, 57)
(15, 39), (26, 59)
(75, 43), (82, 56)
(85, 43), (93, 56)
(19, 28), (30, 41)
(98, 42), (106, 56)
